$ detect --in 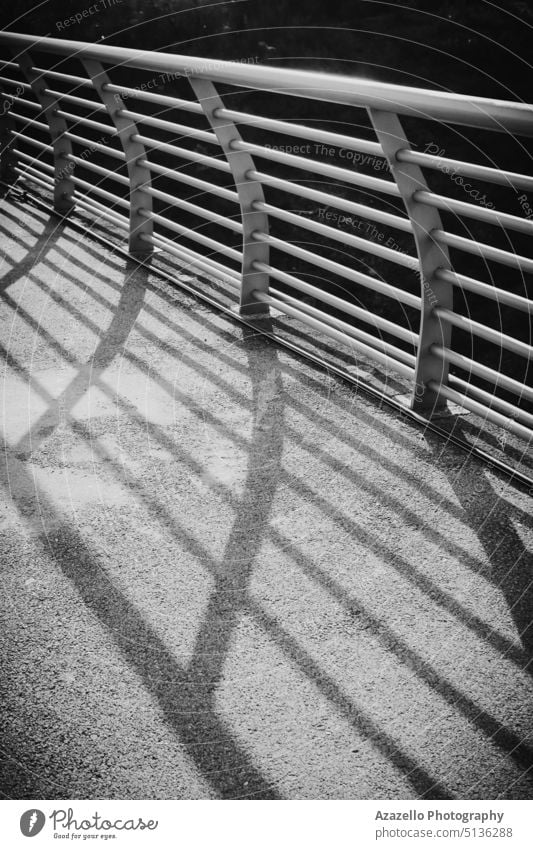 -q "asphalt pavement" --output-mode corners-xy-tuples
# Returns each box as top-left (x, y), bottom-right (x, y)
(1, 192), (532, 800)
